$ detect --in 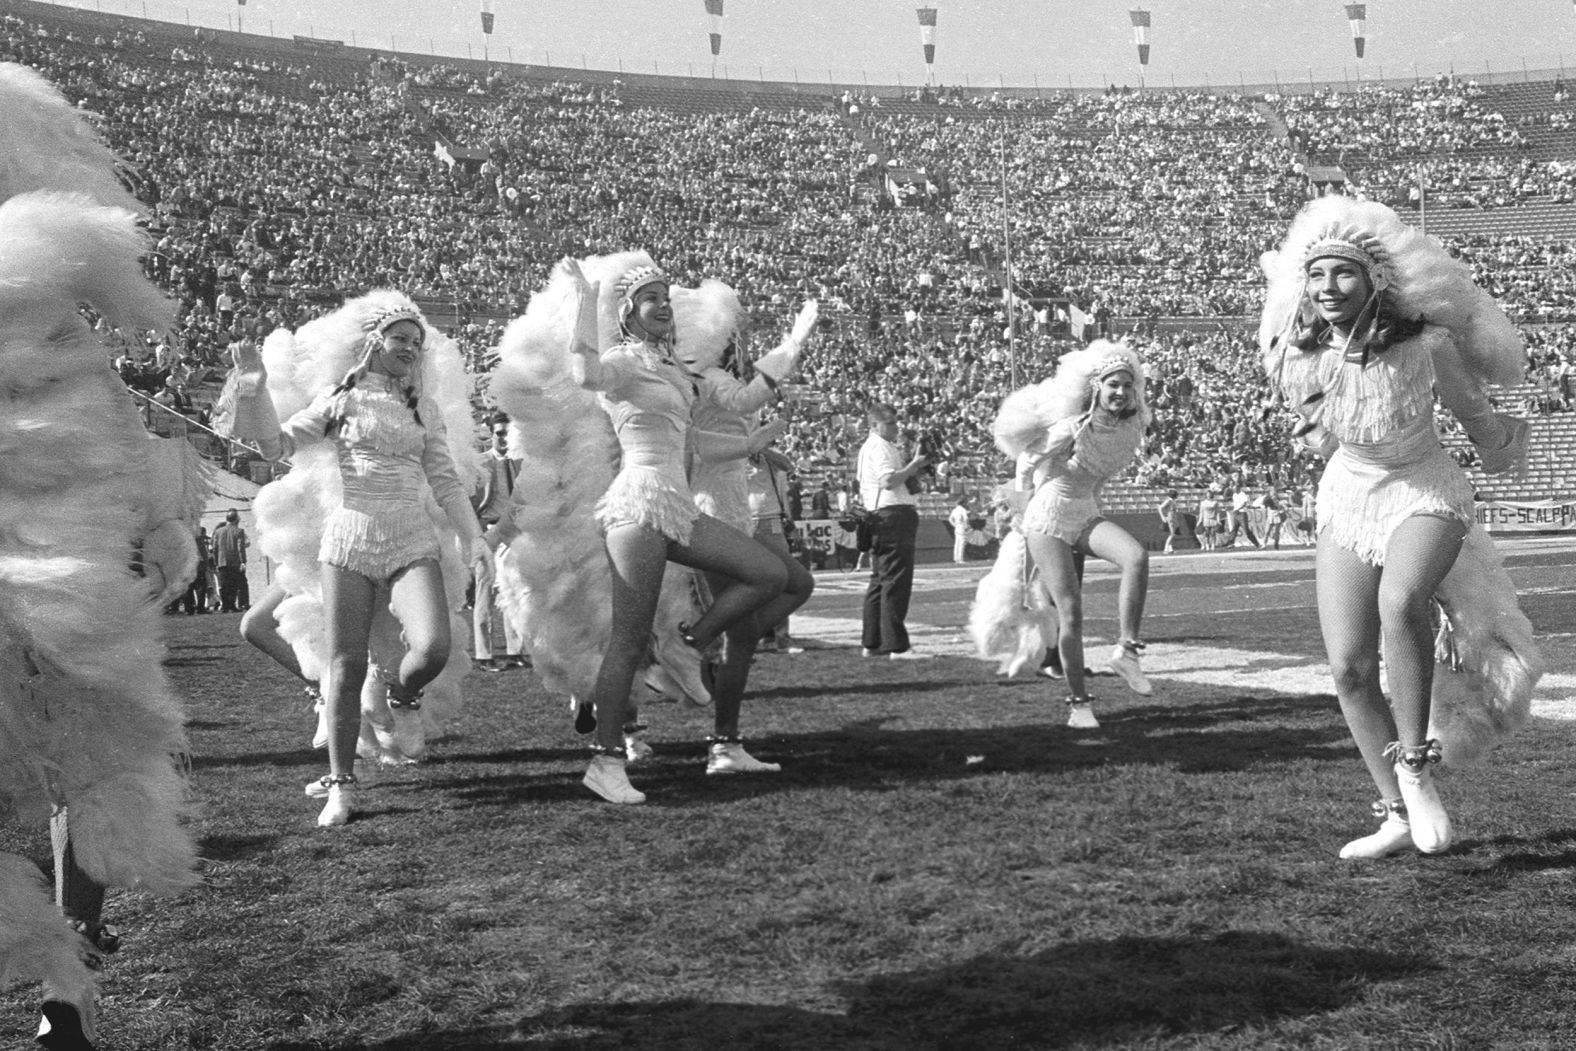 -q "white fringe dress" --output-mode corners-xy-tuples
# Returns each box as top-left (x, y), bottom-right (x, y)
(1295, 329), (1476, 565)
(590, 343), (769, 545)
(1021, 413), (1146, 545)
(281, 373), (469, 582)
